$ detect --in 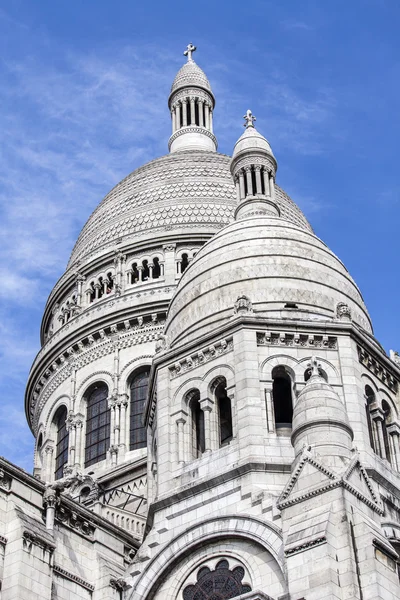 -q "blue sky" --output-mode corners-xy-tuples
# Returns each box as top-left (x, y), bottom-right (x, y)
(0, 0), (399, 471)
